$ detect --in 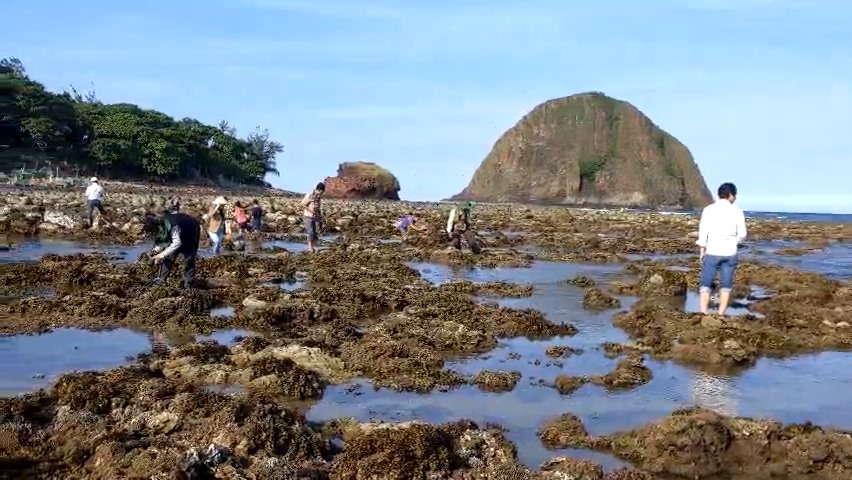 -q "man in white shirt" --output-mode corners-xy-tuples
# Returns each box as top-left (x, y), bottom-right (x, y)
(84, 177), (106, 228)
(696, 182), (747, 315)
